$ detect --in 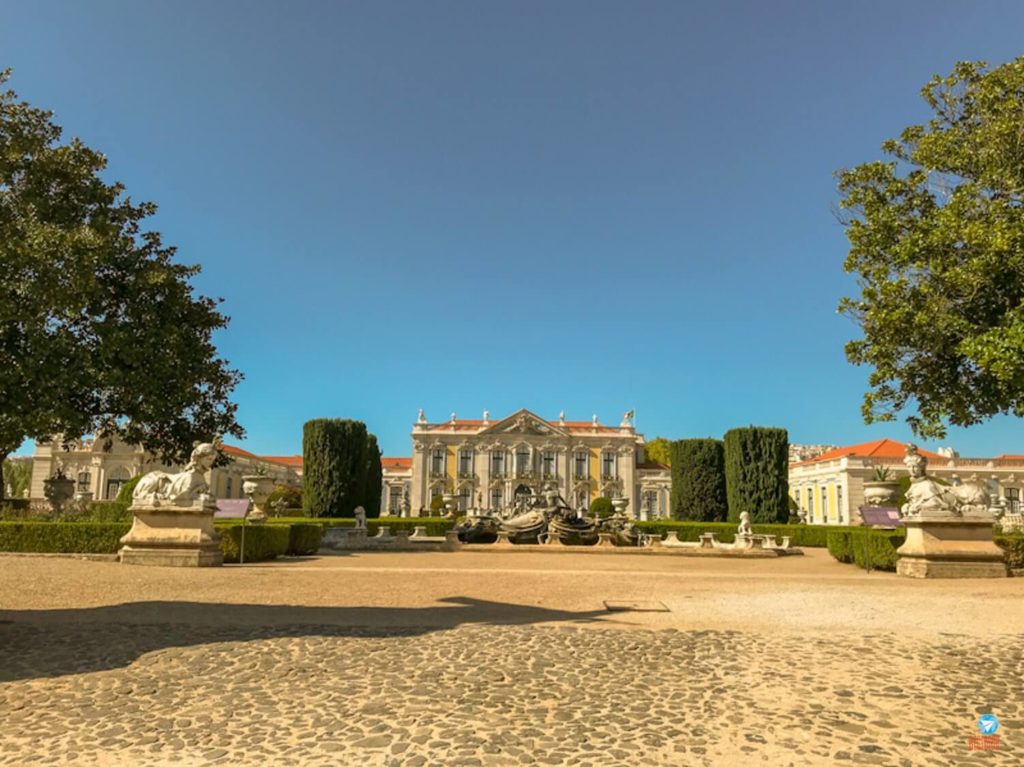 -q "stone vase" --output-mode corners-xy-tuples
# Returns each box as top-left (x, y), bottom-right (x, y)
(611, 497), (629, 515)
(43, 477), (75, 515)
(863, 481), (899, 506)
(242, 475), (275, 524)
